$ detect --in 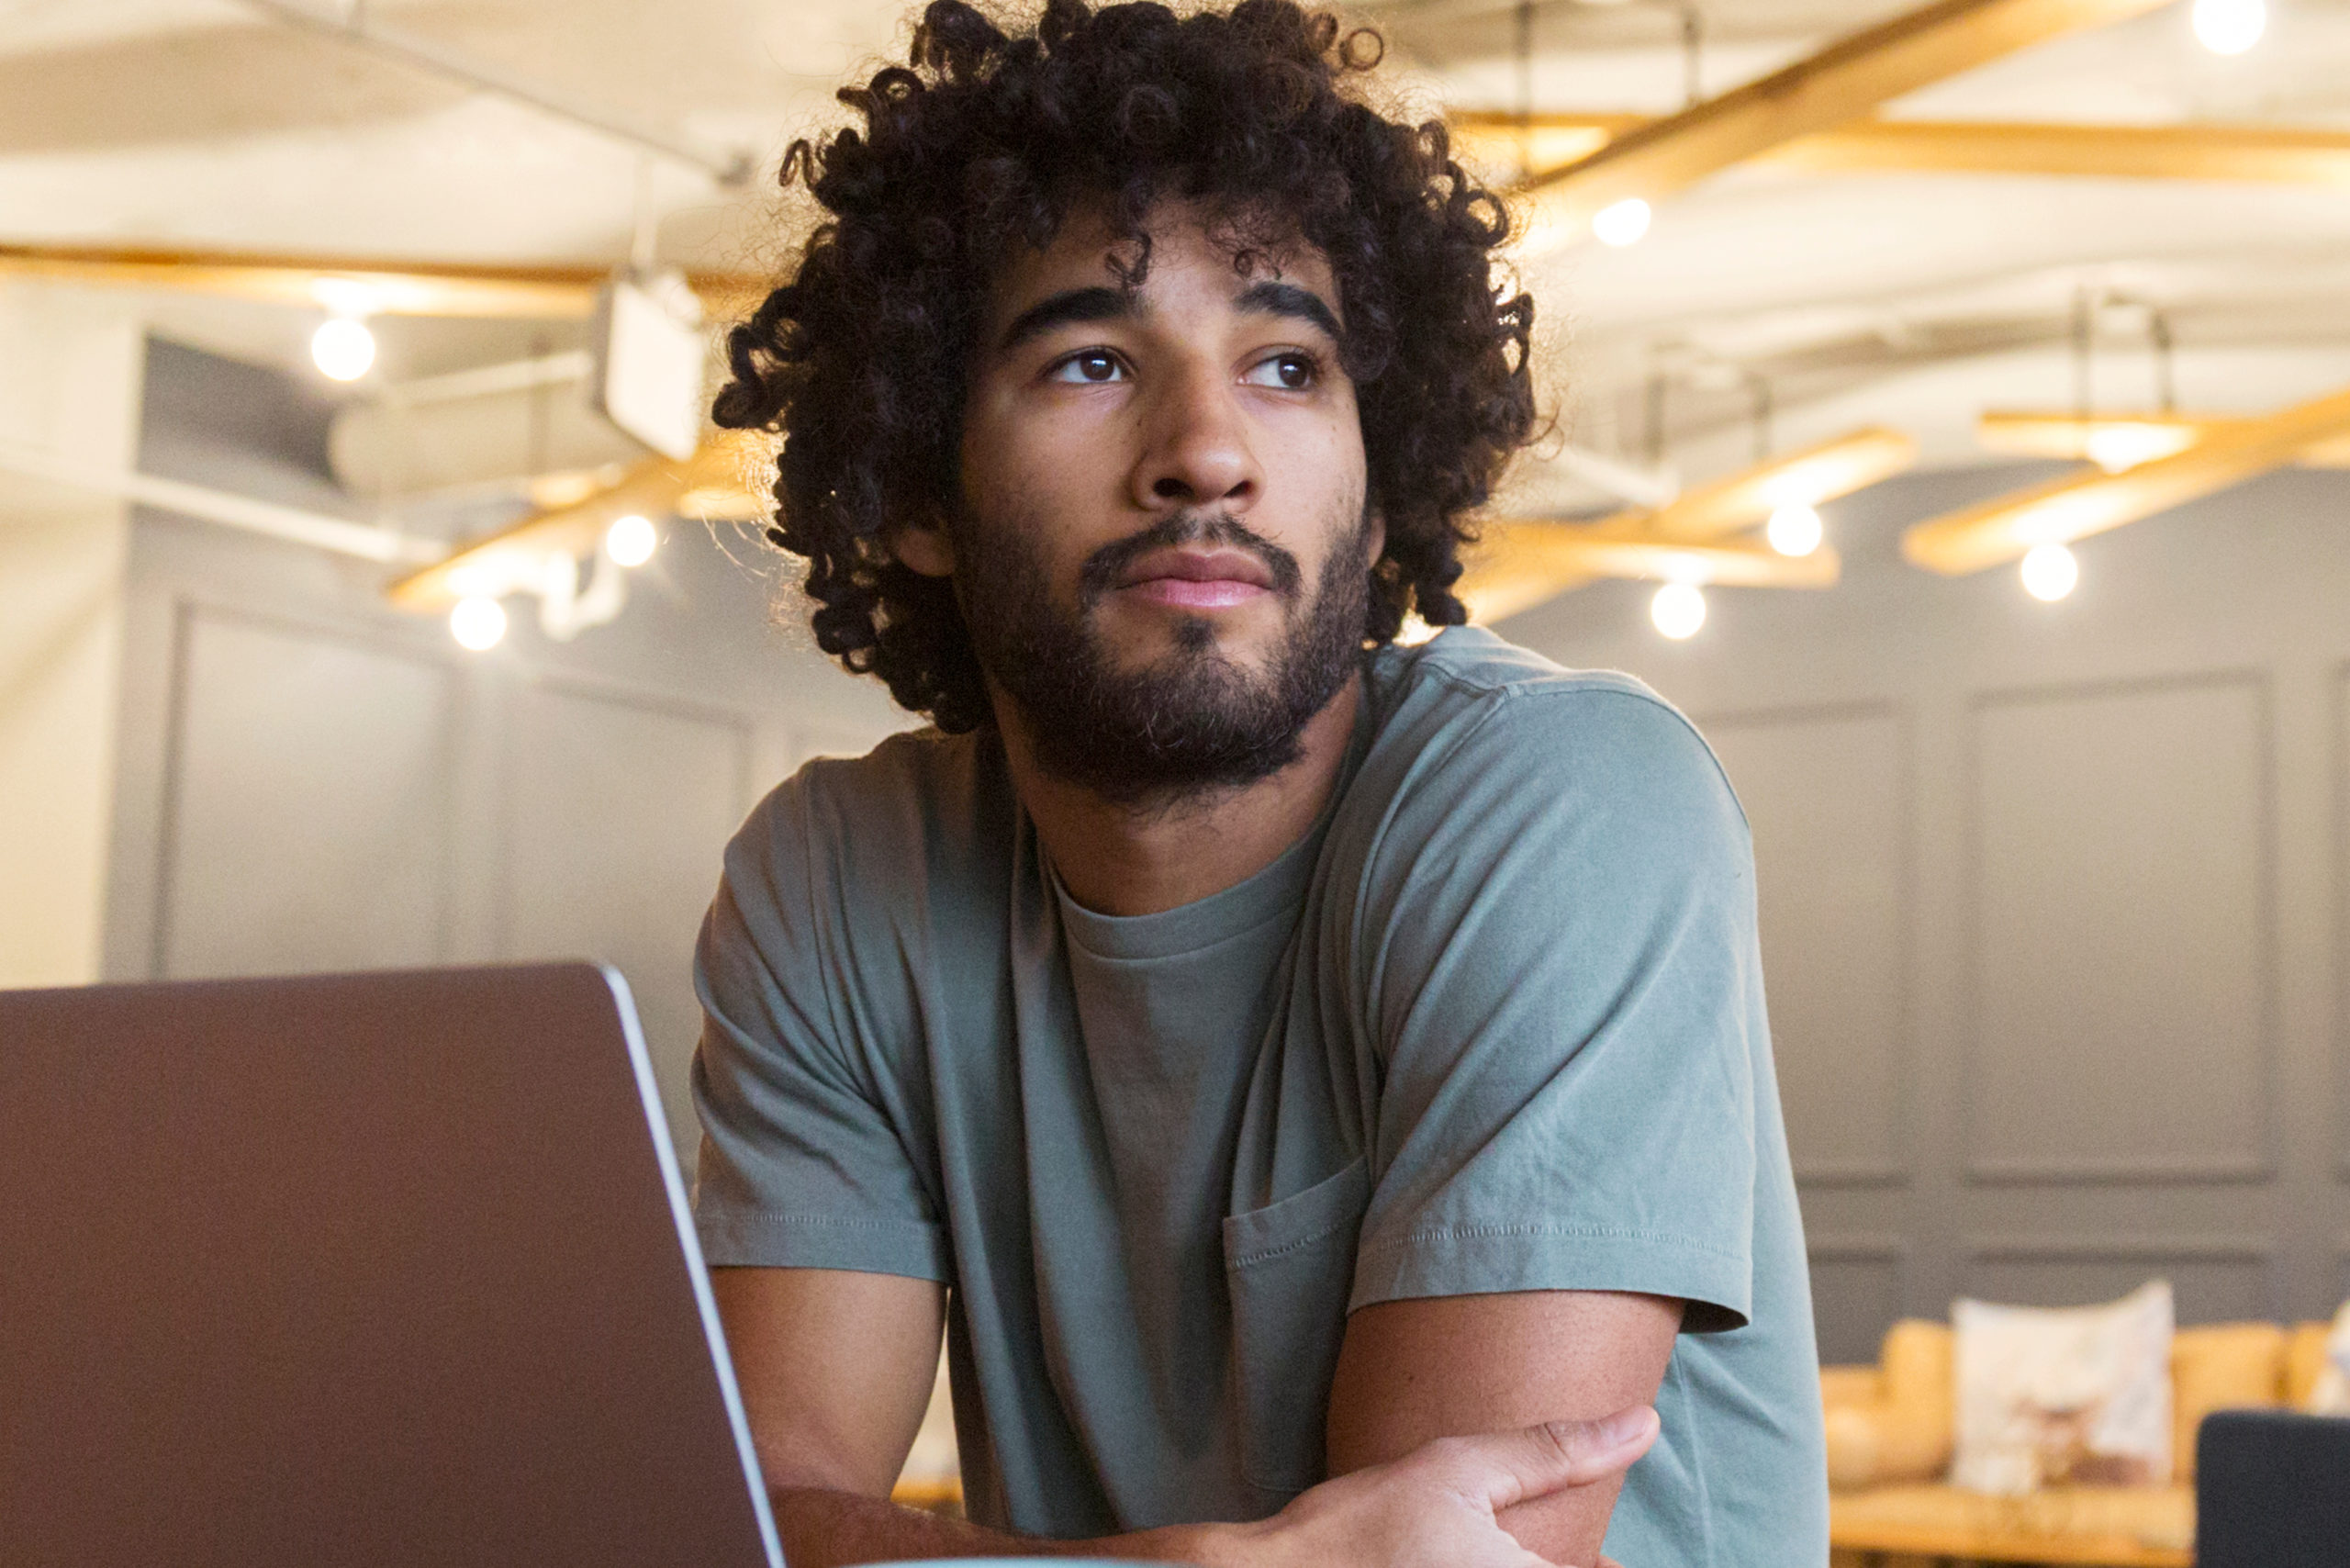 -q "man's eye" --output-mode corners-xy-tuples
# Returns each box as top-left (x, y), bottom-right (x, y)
(1048, 352), (1125, 384)
(1244, 353), (1317, 390)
